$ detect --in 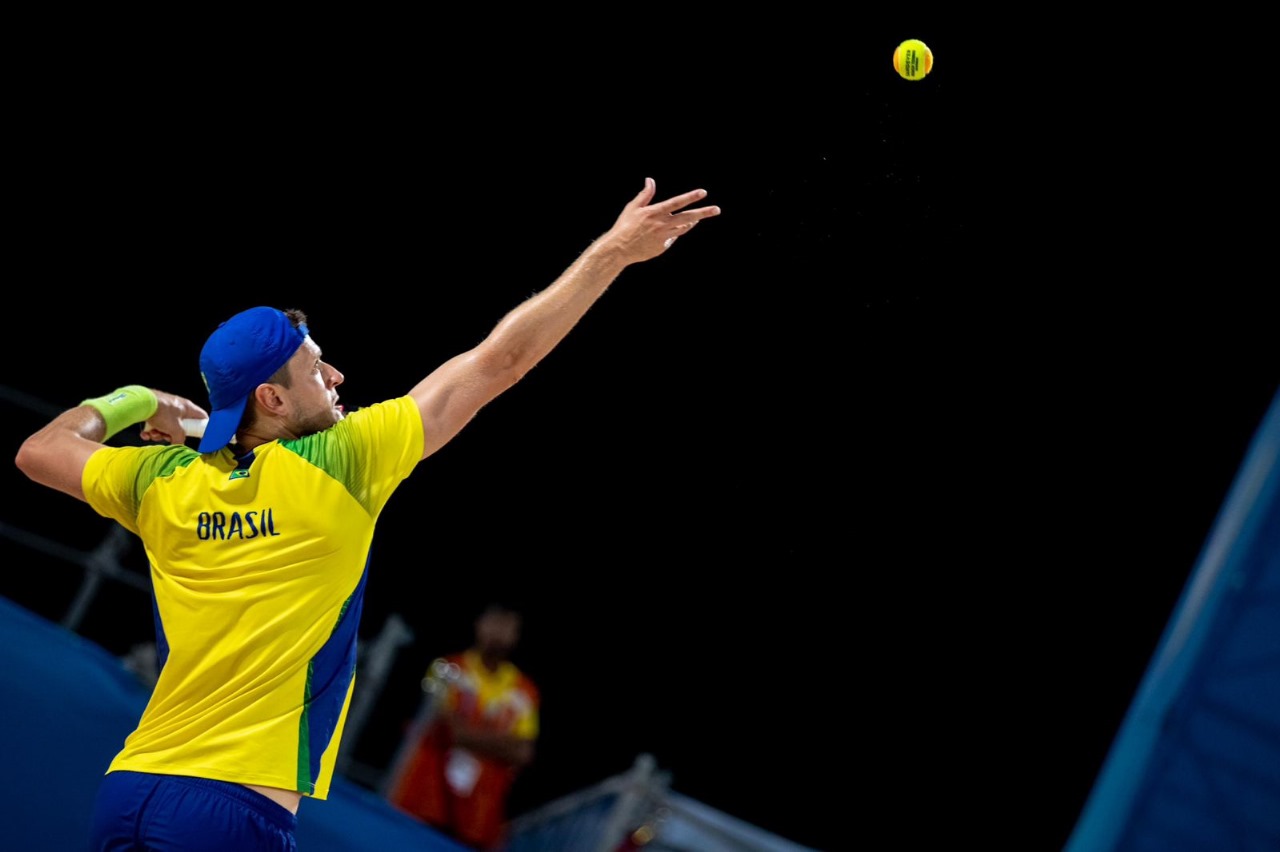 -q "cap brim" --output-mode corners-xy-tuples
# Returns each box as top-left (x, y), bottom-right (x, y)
(197, 394), (250, 454)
